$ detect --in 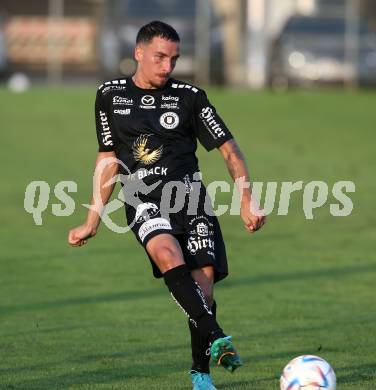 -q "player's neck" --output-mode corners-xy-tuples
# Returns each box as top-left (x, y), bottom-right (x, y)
(132, 72), (157, 90)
